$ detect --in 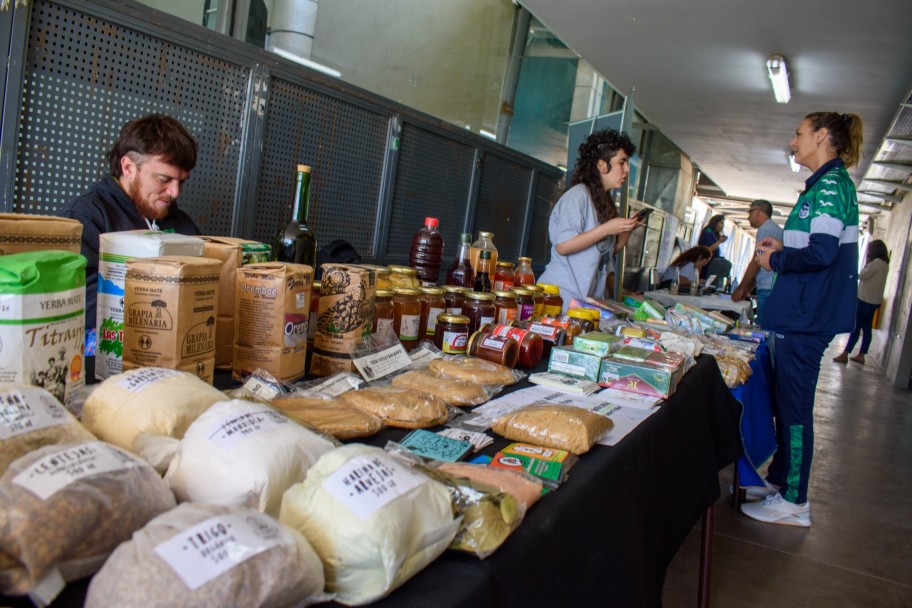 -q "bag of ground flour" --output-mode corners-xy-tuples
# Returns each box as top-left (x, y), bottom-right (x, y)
(0, 251), (86, 408)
